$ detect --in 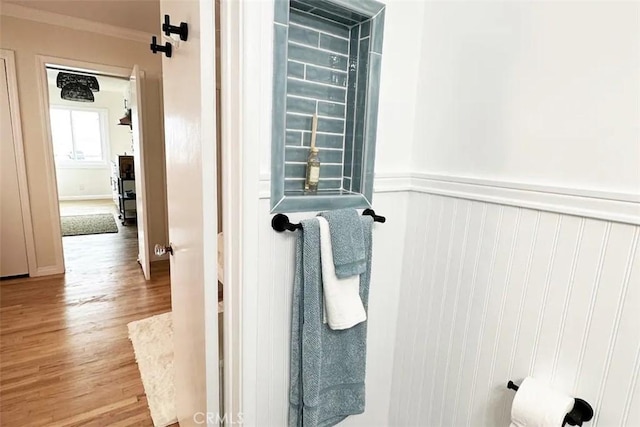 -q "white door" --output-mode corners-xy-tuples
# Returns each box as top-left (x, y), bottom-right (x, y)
(0, 56), (29, 278)
(130, 66), (151, 280)
(159, 1), (220, 425)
